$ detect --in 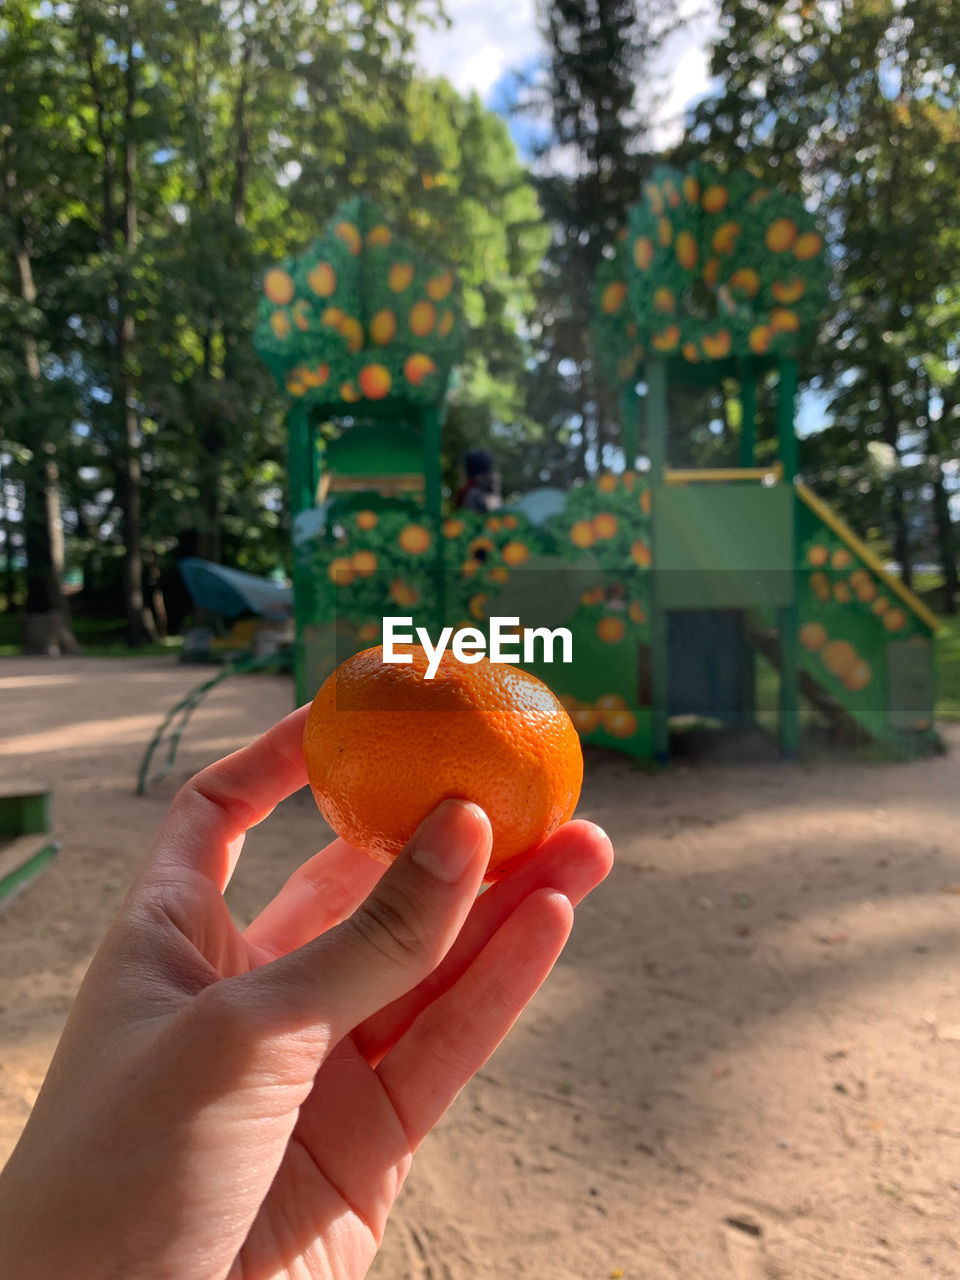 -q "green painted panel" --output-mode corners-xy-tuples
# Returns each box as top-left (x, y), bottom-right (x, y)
(654, 484), (794, 608)
(887, 639), (934, 731)
(0, 791), (51, 838)
(795, 488), (935, 754)
(525, 625), (653, 759)
(797, 572), (890, 741)
(325, 422), (423, 477)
